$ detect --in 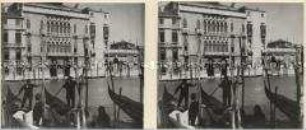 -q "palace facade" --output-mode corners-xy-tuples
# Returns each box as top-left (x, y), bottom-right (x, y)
(2, 3), (110, 79)
(158, 2), (267, 77)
